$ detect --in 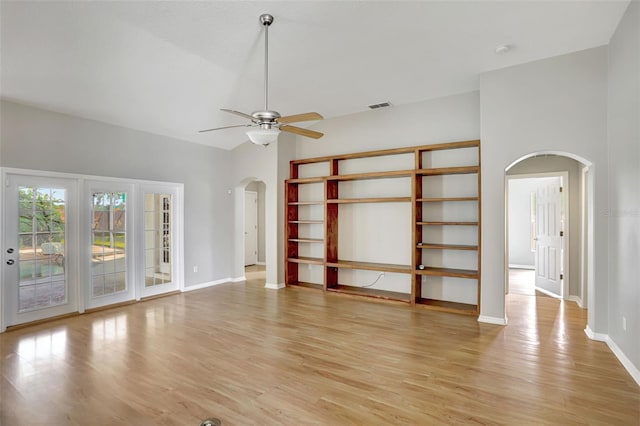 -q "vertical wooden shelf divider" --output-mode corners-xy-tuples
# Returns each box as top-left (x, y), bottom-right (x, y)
(285, 140), (481, 315)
